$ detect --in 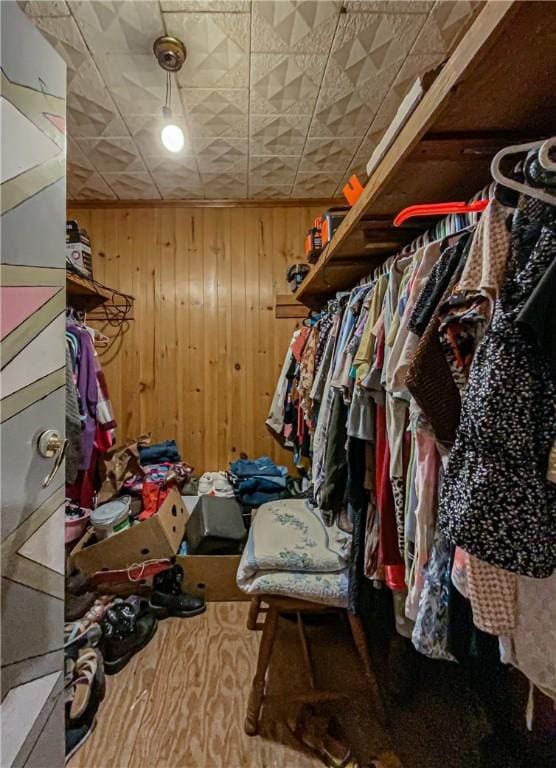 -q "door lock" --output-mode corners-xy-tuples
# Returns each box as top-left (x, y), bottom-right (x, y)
(38, 430), (68, 487)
